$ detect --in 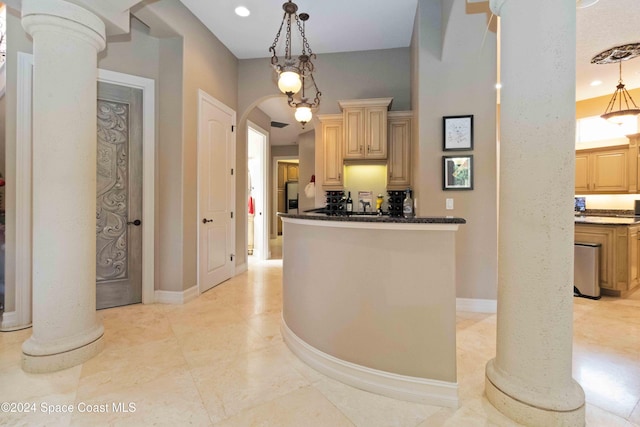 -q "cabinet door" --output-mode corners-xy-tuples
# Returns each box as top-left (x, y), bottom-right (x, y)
(322, 120), (344, 187)
(343, 108), (365, 159)
(629, 226), (640, 291)
(592, 149), (628, 192)
(388, 116), (411, 188)
(366, 106), (388, 159)
(287, 164), (299, 181)
(575, 153), (590, 193)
